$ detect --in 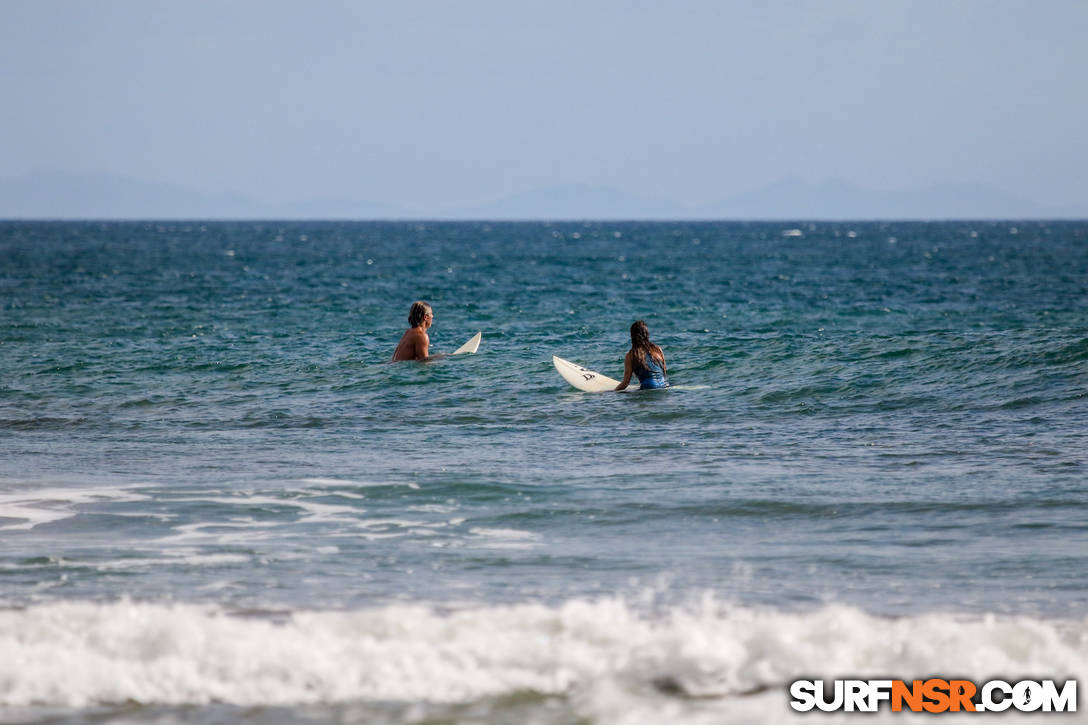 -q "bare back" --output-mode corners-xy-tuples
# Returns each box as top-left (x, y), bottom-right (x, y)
(391, 326), (430, 361)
